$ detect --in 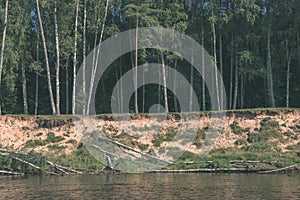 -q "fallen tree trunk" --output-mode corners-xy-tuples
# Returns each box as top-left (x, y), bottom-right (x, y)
(230, 160), (280, 165)
(11, 156), (56, 175)
(0, 170), (24, 176)
(146, 168), (262, 173)
(46, 161), (83, 174)
(258, 165), (298, 174)
(98, 137), (172, 164)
